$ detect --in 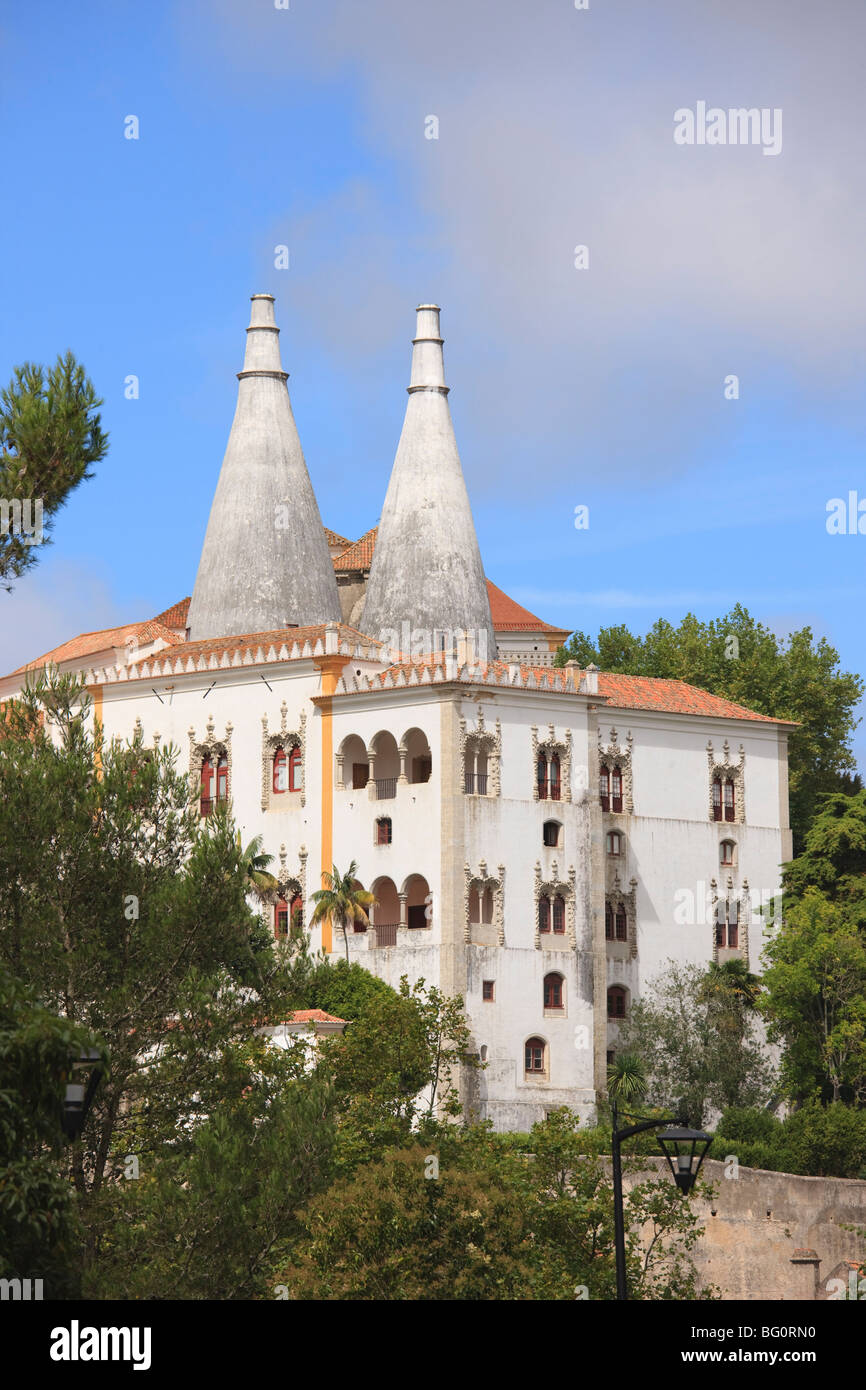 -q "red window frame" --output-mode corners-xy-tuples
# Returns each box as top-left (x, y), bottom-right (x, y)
(600, 765), (610, 812)
(537, 753), (548, 800)
(288, 745), (301, 792)
(606, 830), (622, 856)
(375, 817), (392, 846)
(720, 840), (734, 866)
(274, 898), (288, 937)
(712, 777), (722, 822)
(200, 756), (214, 816)
(552, 895), (565, 934)
(525, 1038), (545, 1073)
(273, 748), (287, 793)
(216, 754), (228, 802)
(549, 753), (561, 801)
(615, 904), (628, 942)
(538, 895), (551, 934)
(611, 764), (622, 813)
(544, 974), (563, 1009)
(724, 778), (735, 822)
